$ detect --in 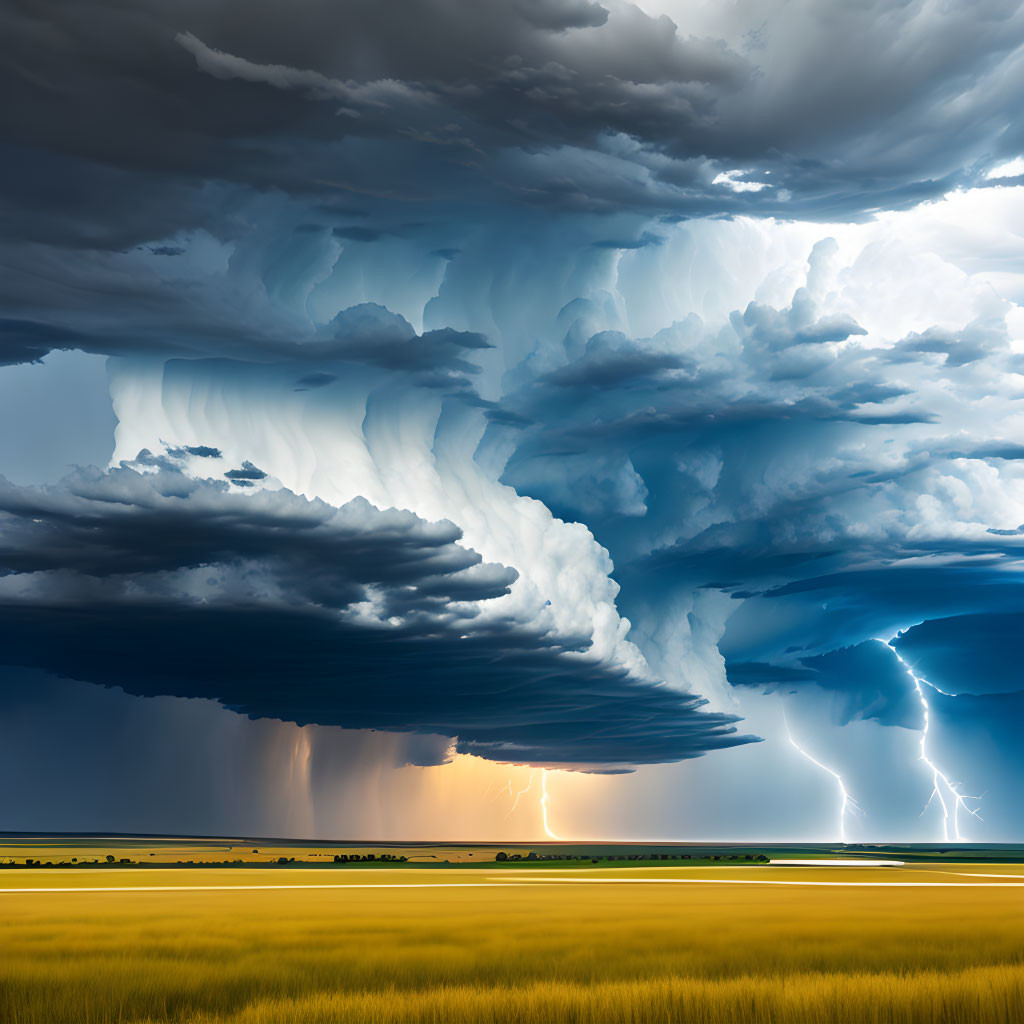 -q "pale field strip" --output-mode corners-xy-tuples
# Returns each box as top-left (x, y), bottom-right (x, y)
(4, 868), (1024, 894)
(768, 859), (905, 866)
(495, 876), (1024, 887)
(945, 871), (1024, 879)
(0, 882), (527, 894)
